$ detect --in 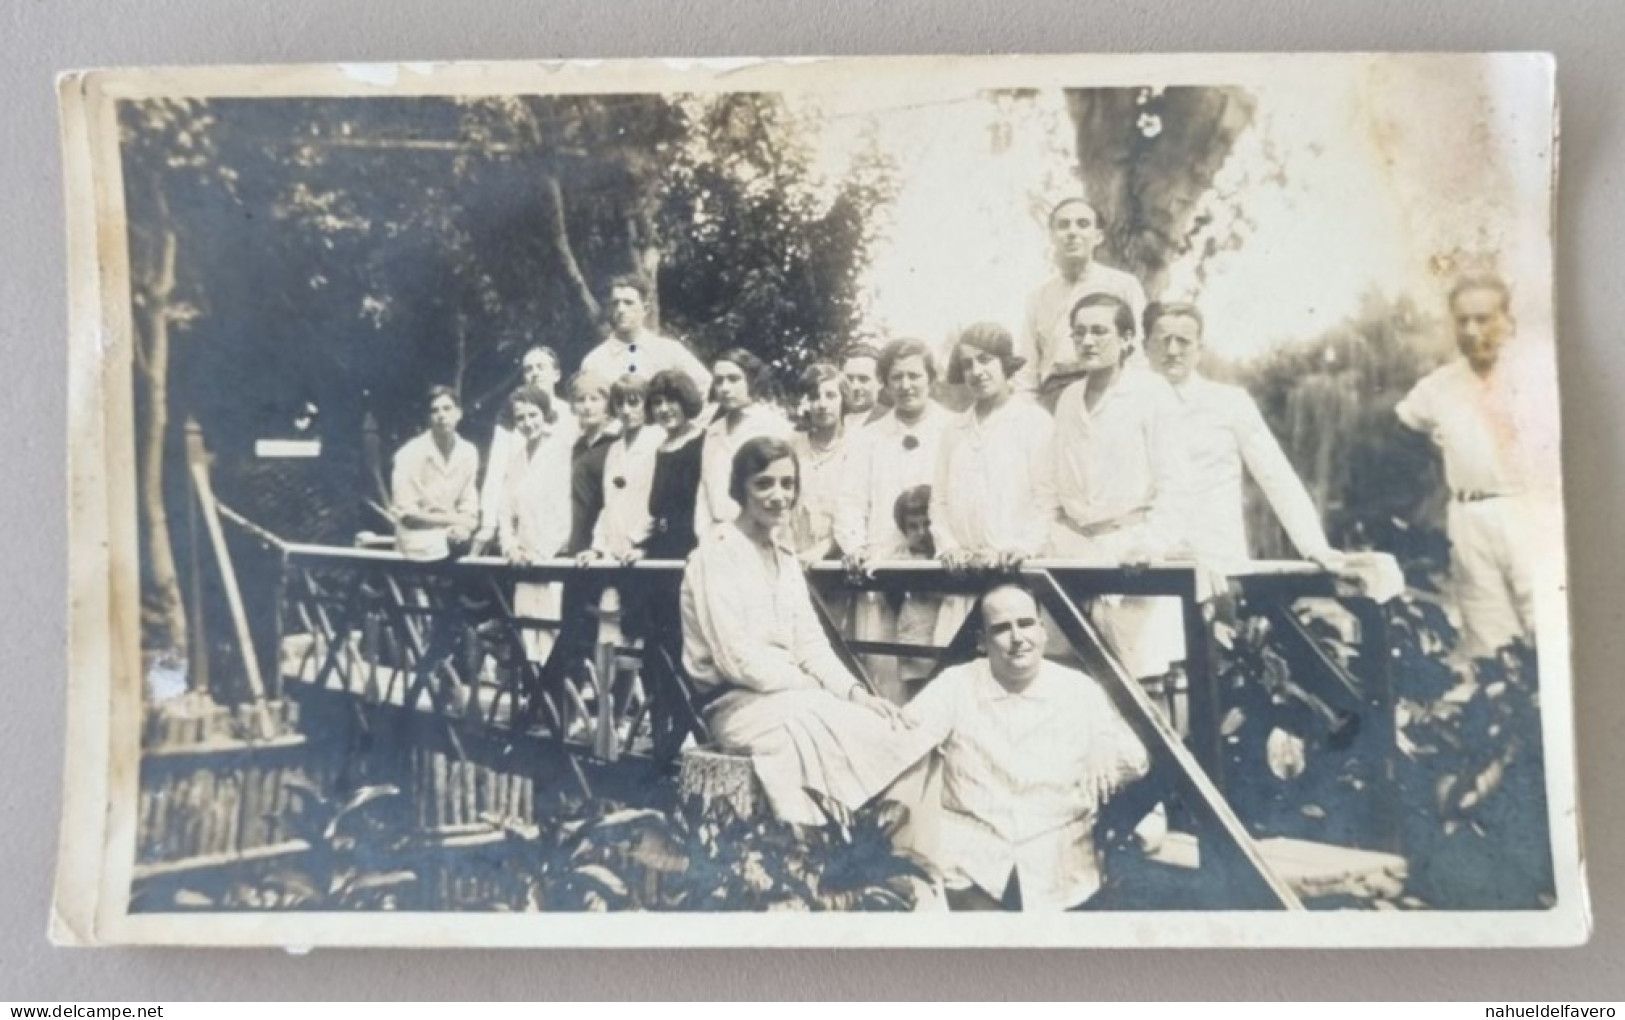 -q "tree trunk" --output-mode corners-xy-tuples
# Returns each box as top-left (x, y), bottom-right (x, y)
(1066, 87), (1258, 299)
(541, 173), (601, 324)
(136, 223), (189, 660)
